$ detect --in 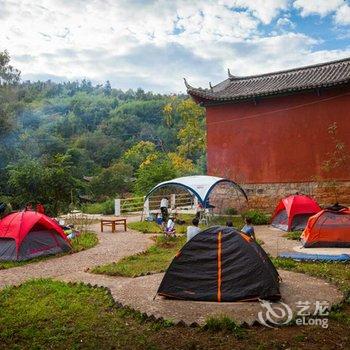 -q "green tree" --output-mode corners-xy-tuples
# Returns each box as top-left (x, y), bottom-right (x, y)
(0, 50), (20, 85)
(134, 158), (177, 195)
(7, 155), (82, 215)
(122, 141), (157, 170)
(0, 50), (20, 136)
(163, 98), (206, 166)
(90, 161), (133, 200)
